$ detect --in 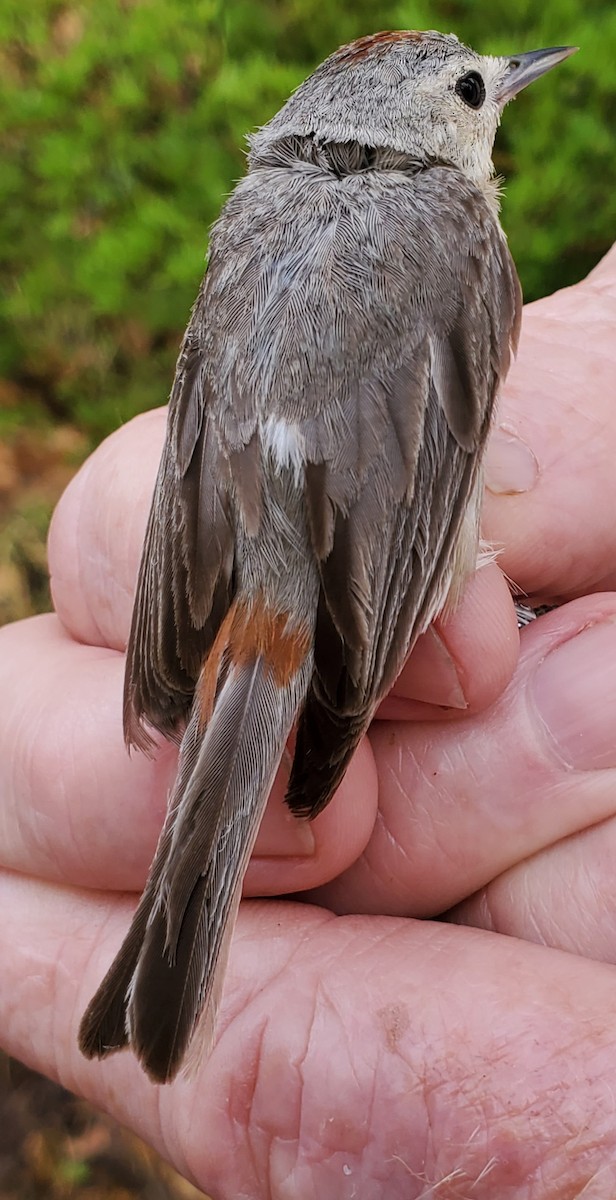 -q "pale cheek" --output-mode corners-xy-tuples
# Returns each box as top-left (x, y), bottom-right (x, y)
(461, 131), (497, 188)
(429, 119), (455, 158)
